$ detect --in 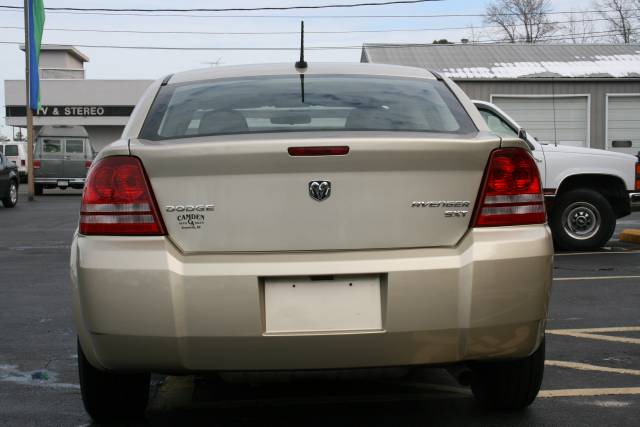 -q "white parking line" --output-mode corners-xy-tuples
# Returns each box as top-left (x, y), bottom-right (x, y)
(554, 275), (640, 281)
(545, 360), (640, 377)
